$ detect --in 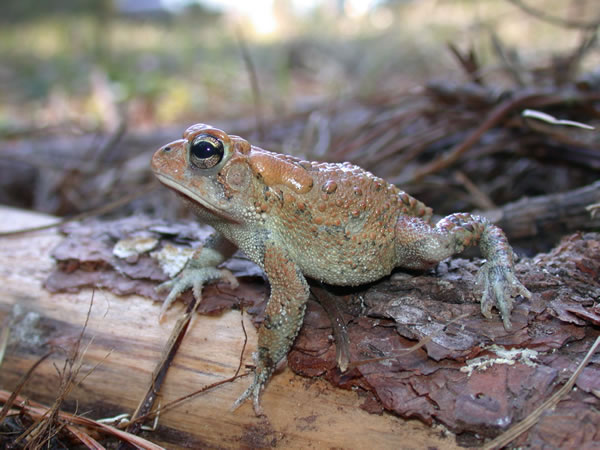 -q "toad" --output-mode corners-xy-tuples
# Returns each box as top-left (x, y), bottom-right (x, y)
(151, 123), (531, 415)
